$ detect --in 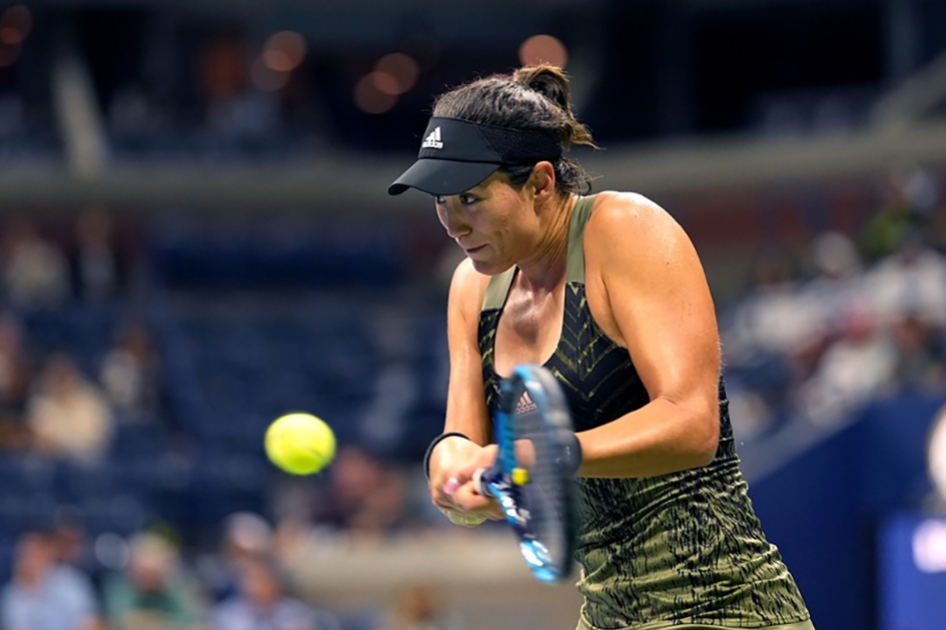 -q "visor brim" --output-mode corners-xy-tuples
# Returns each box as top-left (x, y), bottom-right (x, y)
(387, 159), (501, 196)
